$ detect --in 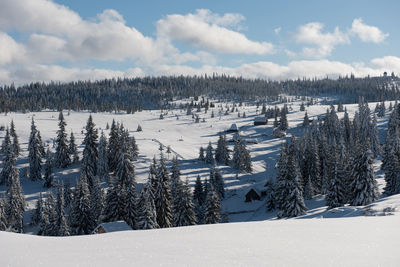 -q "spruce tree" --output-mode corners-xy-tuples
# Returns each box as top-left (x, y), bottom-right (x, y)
(55, 185), (70, 236)
(215, 134), (229, 165)
(154, 154), (172, 228)
(124, 178), (138, 230)
(279, 106), (288, 131)
(41, 191), (56, 236)
(265, 178), (276, 212)
(70, 173), (96, 235)
(349, 149), (379, 206)
(205, 141), (214, 164)
(55, 111), (71, 168)
(10, 120), (20, 157)
(30, 192), (44, 226)
(81, 115), (98, 188)
(232, 136), (252, 173)
(108, 120), (121, 172)
(90, 176), (104, 225)
(0, 128), (13, 186)
(29, 118), (43, 181)
(6, 151), (25, 233)
(199, 146), (205, 161)
(97, 131), (110, 184)
(43, 148), (54, 188)
(0, 197), (7, 231)
(277, 140), (307, 218)
(137, 182), (158, 230)
(69, 131), (79, 163)
(326, 146), (346, 209)
(203, 183), (221, 224)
